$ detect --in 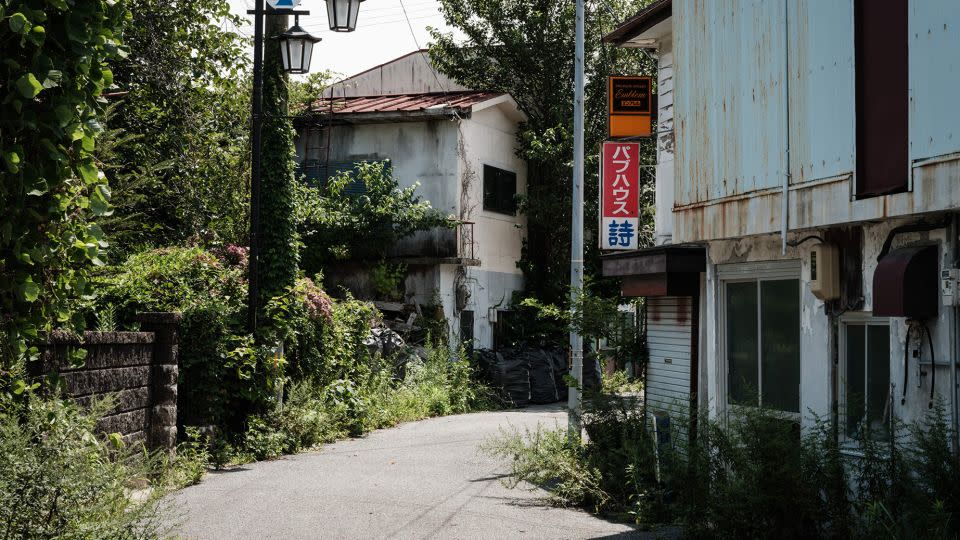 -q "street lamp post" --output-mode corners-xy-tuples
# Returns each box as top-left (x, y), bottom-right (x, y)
(246, 0), (361, 334)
